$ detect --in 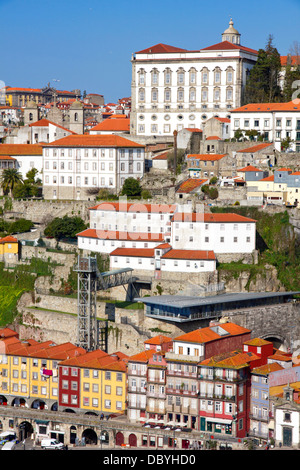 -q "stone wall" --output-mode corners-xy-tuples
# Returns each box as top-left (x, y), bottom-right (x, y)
(0, 199), (91, 224)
